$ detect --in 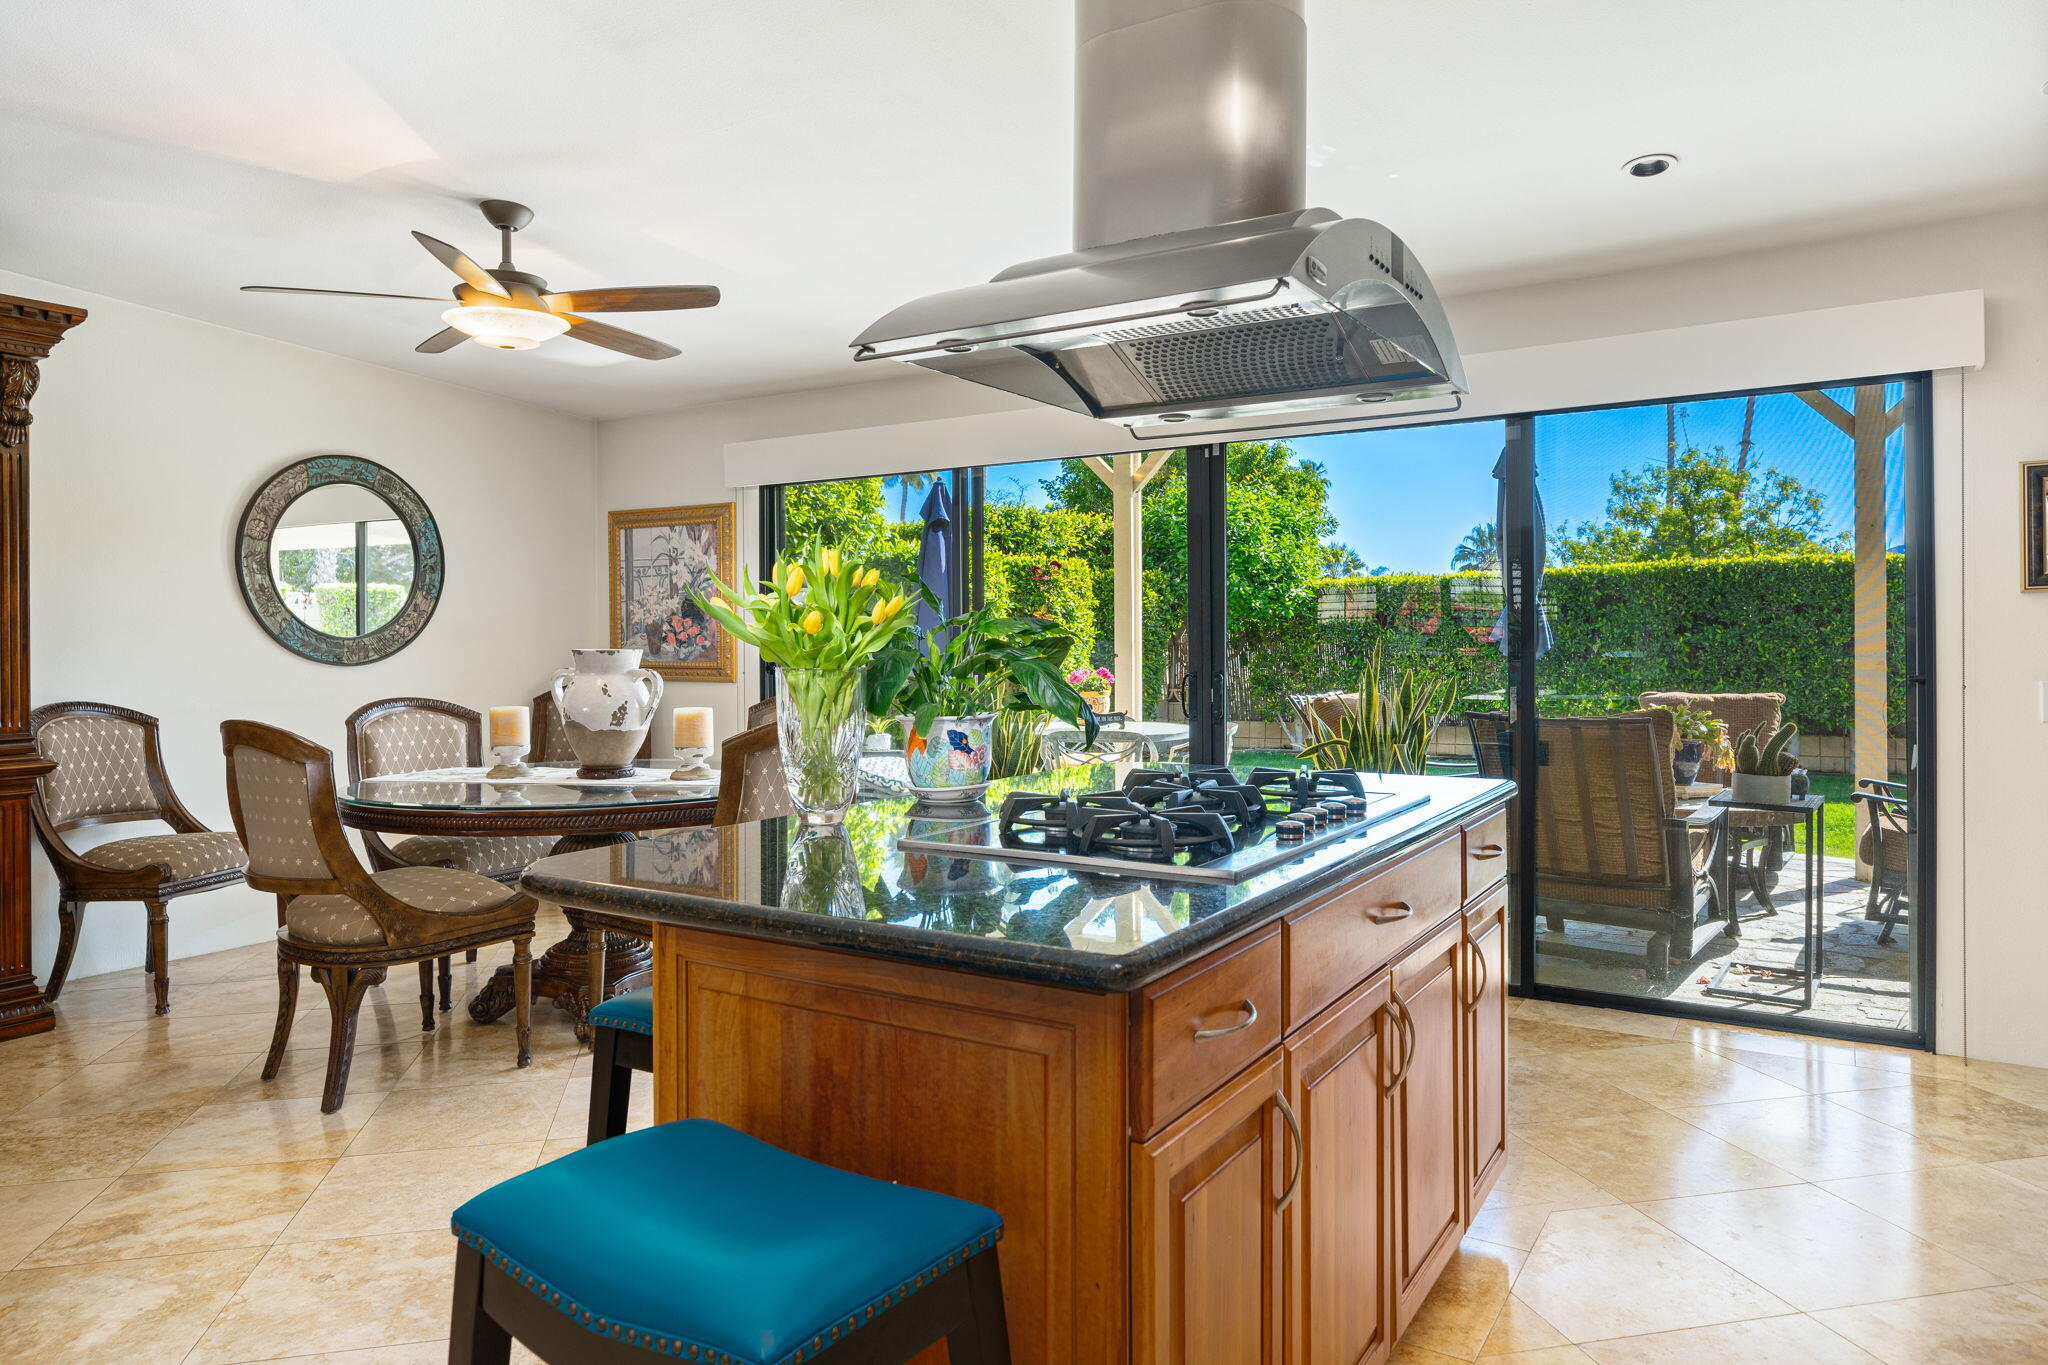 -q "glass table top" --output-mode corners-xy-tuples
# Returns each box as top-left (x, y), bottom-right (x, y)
(342, 764), (716, 812)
